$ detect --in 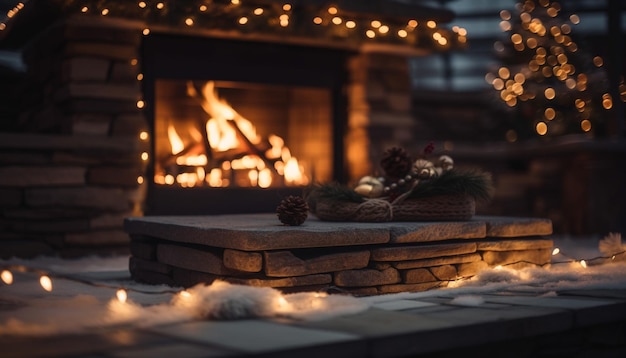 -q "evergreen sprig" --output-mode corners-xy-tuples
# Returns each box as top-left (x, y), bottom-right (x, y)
(407, 170), (493, 202)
